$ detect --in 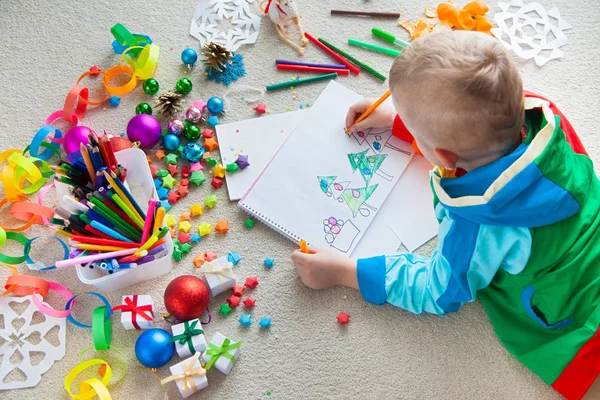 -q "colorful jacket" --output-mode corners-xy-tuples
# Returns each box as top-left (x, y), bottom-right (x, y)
(357, 93), (600, 399)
